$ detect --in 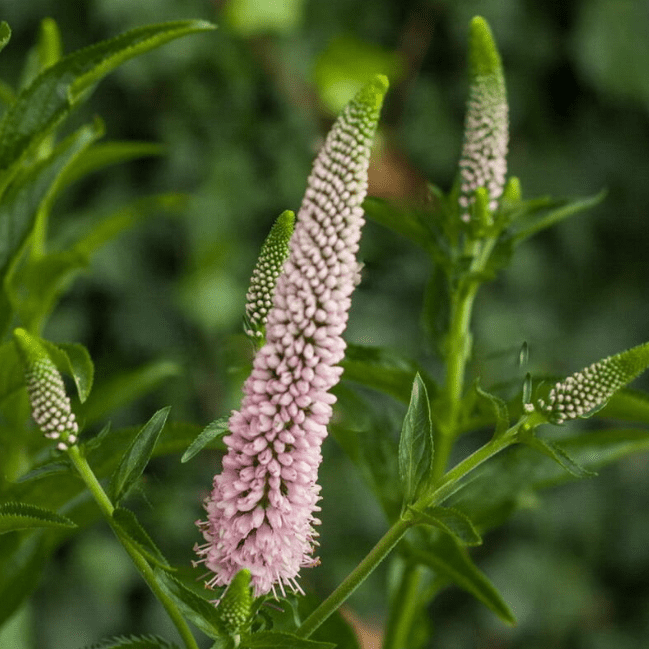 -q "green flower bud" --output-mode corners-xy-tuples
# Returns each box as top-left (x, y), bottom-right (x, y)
(217, 568), (253, 641)
(13, 328), (79, 450)
(244, 210), (295, 346)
